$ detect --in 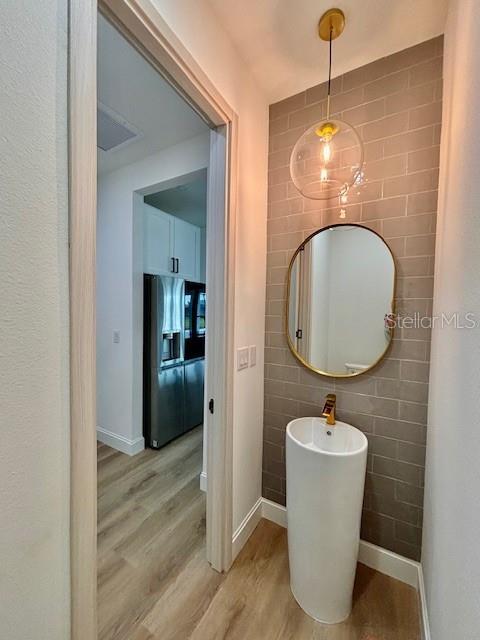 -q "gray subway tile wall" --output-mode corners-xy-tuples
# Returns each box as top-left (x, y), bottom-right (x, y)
(263, 36), (443, 561)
